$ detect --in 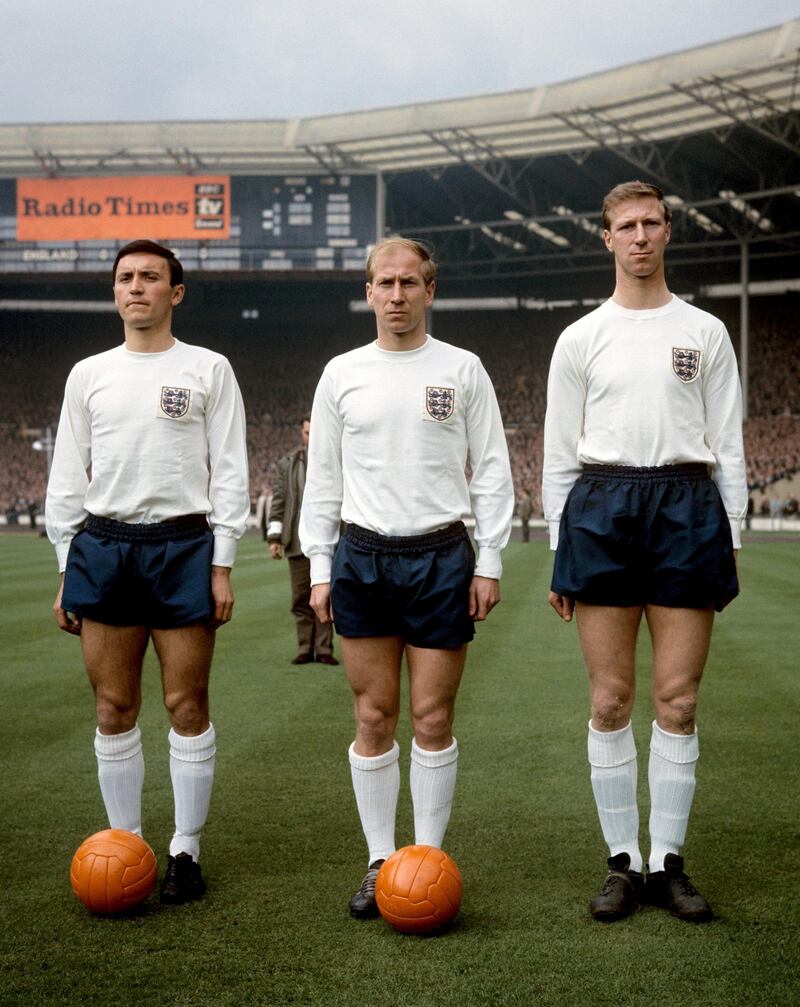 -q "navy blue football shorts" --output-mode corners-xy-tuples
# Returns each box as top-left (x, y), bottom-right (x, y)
(552, 464), (739, 611)
(330, 521), (476, 648)
(62, 513), (214, 628)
